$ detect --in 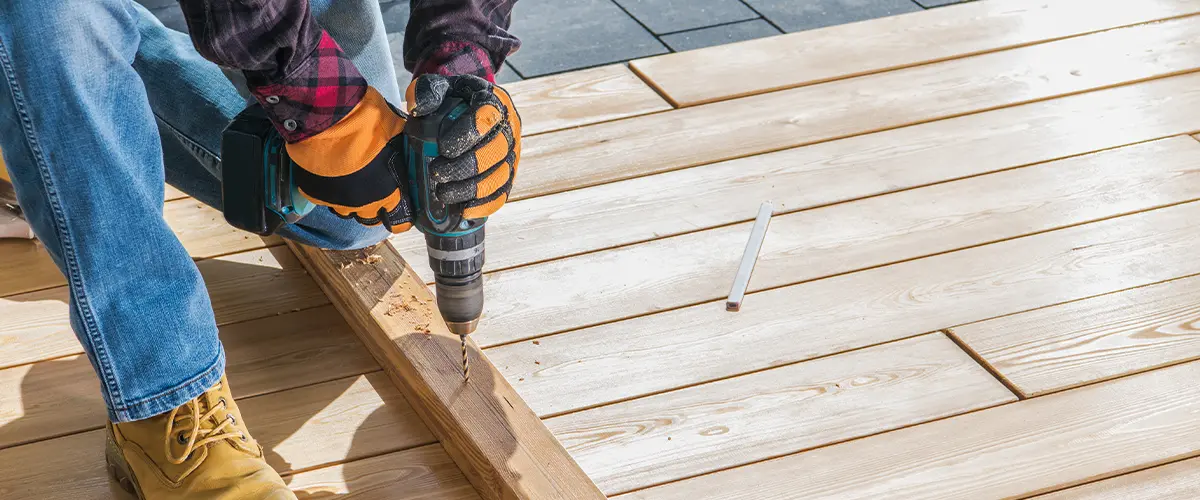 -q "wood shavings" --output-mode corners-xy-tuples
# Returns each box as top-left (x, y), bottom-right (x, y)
(356, 253), (383, 265)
